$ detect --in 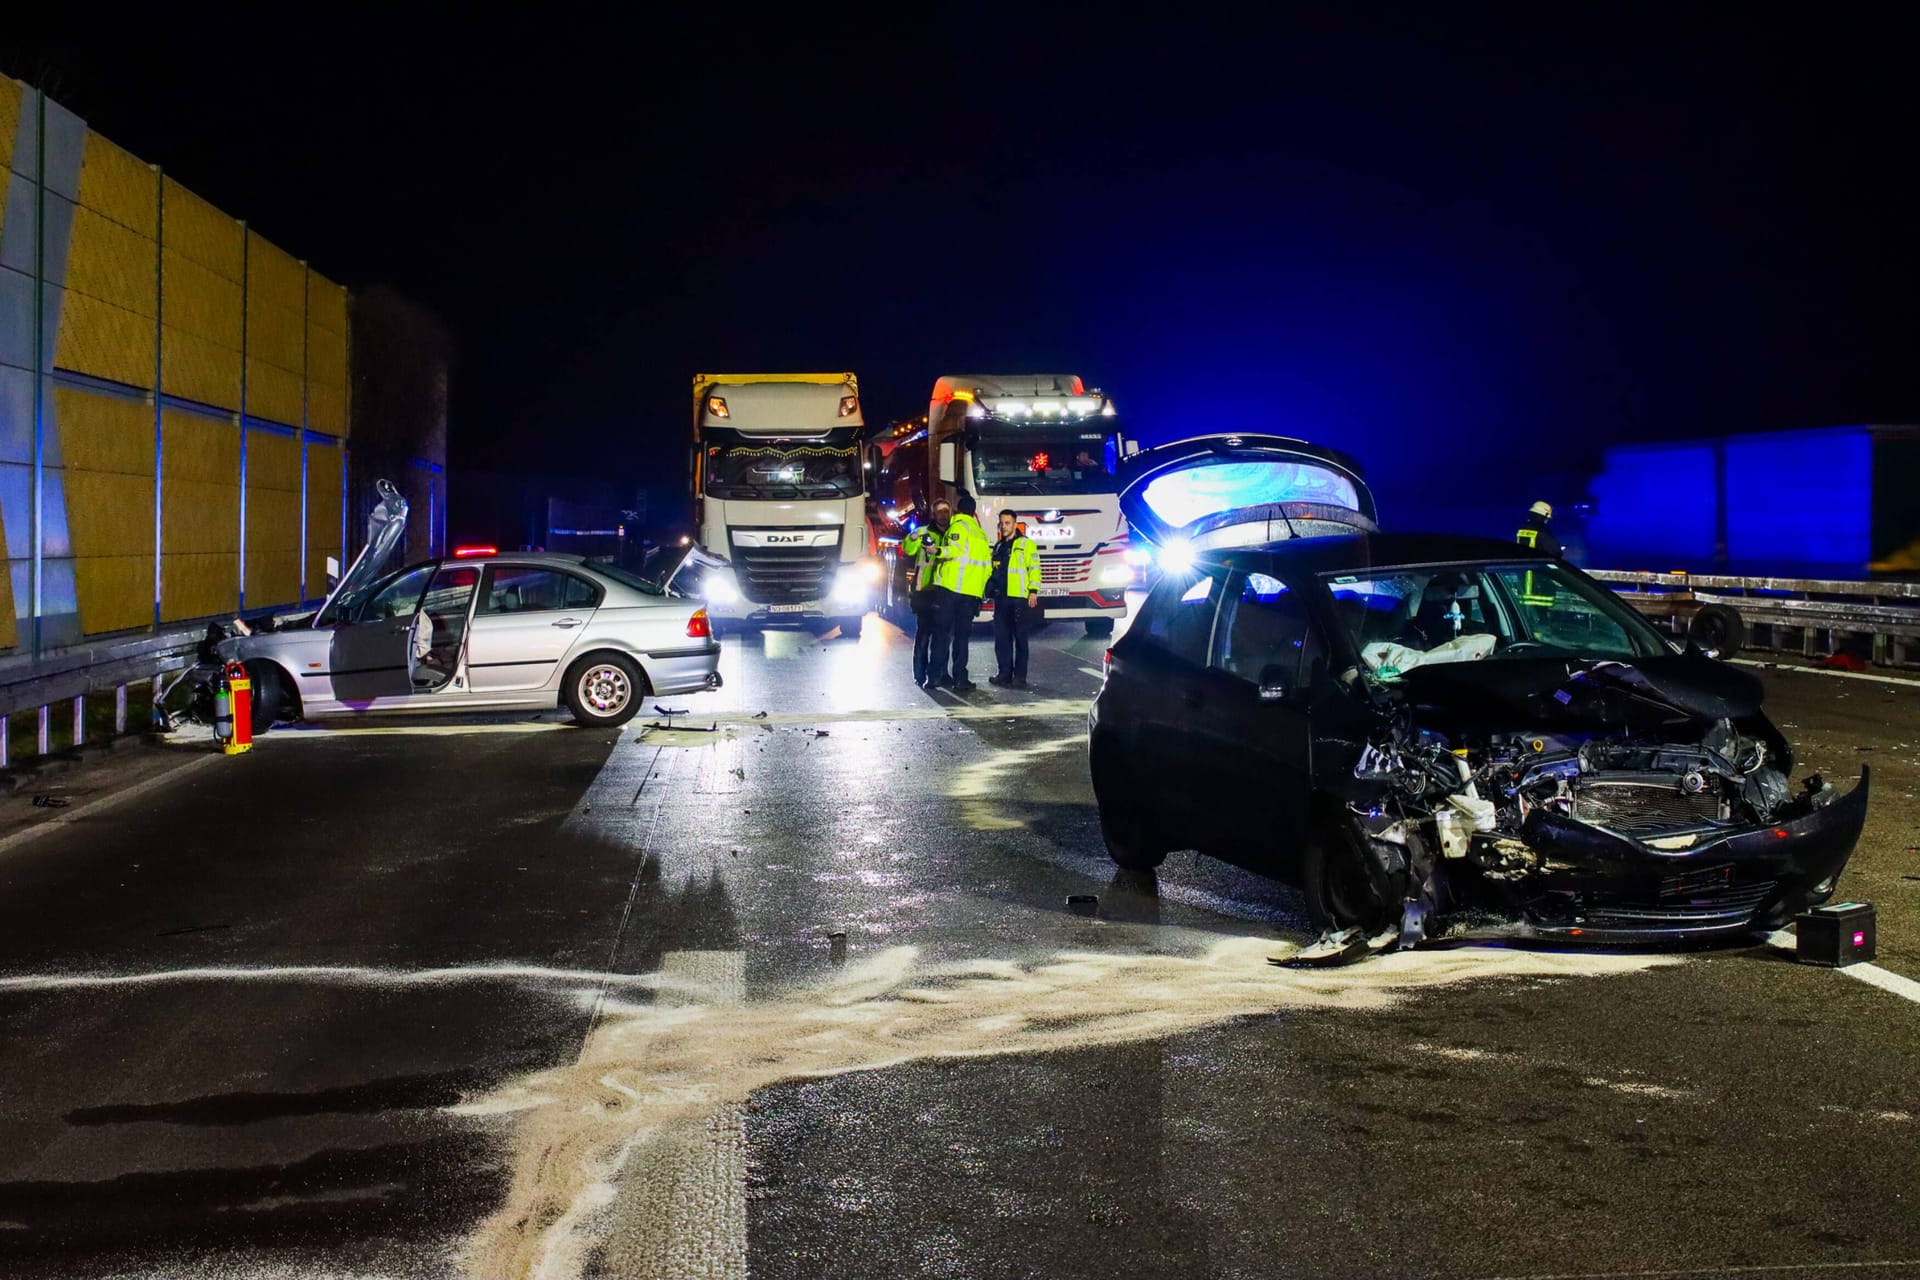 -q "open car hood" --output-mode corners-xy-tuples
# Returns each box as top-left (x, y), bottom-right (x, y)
(1116, 434), (1377, 549)
(314, 479), (408, 625)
